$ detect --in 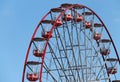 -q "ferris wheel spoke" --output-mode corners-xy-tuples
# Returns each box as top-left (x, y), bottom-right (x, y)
(43, 62), (58, 82)
(22, 3), (120, 82)
(55, 28), (78, 81)
(64, 22), (82, 81)
(48, 43), (70, 82)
